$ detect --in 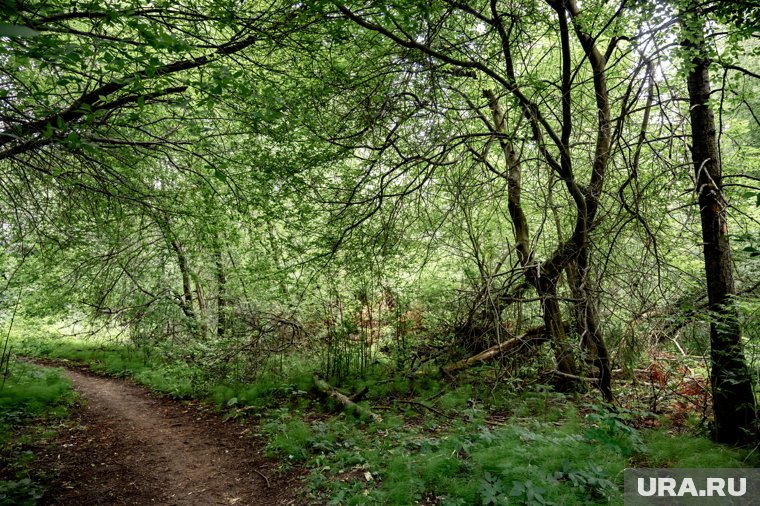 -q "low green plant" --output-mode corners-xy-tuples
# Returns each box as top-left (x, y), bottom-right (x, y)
(478, 471), (506, 505)
(553, 460), (617, 501)
(0, 361), (75, 426)
(642, 430), (757, 468)
(506, 479), (554, 505)
(0, 360), (76, 503)
(438, 384), (472, 411)
(265, 418), (314, 462)
(583, 405), (645, 457)
(0, 478), (43, 506)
